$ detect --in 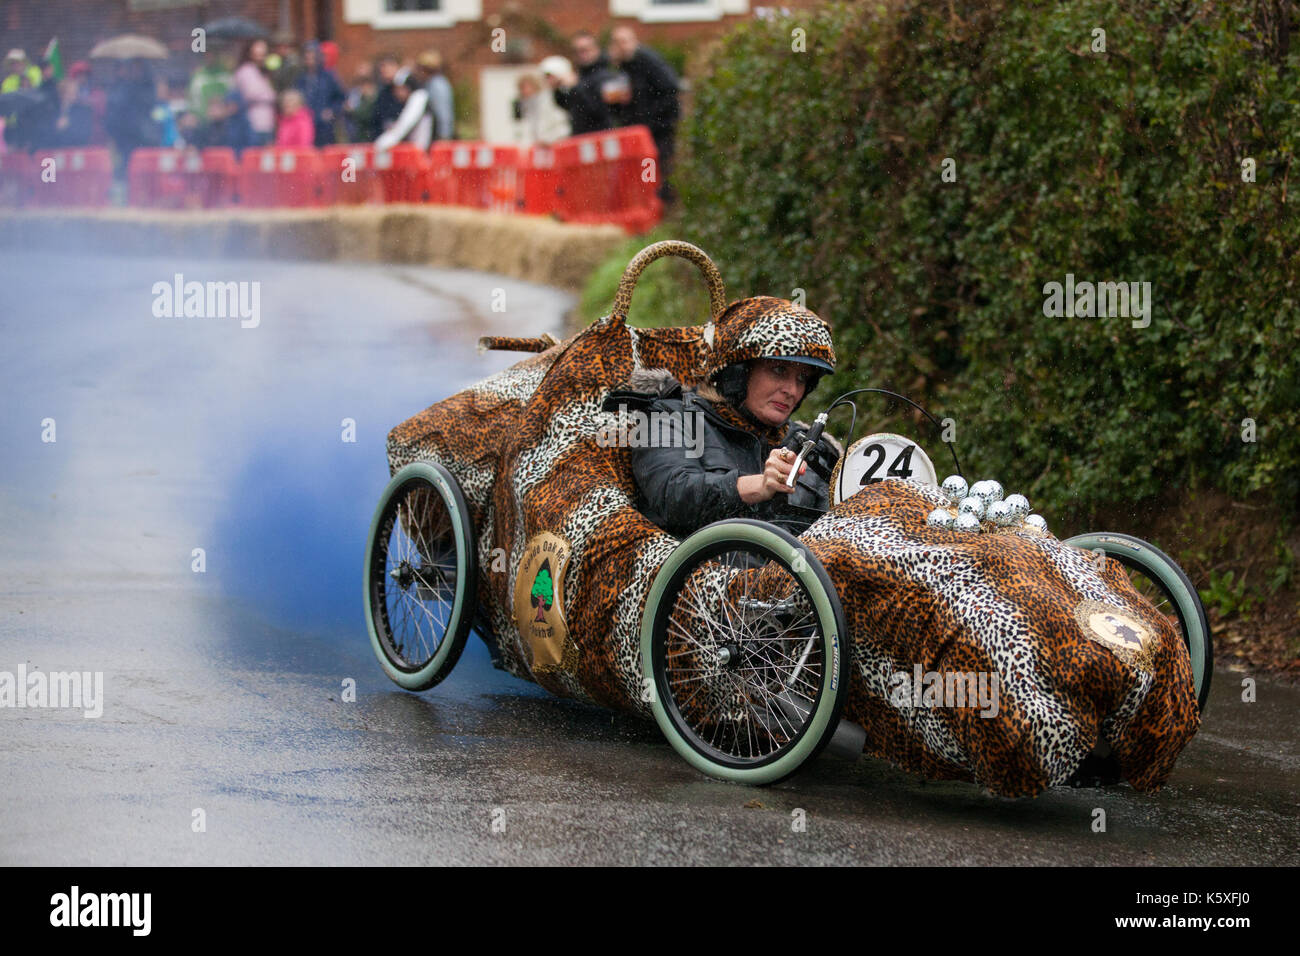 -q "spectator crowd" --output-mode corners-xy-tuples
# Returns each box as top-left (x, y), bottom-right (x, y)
(1, 26), (681, 201)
